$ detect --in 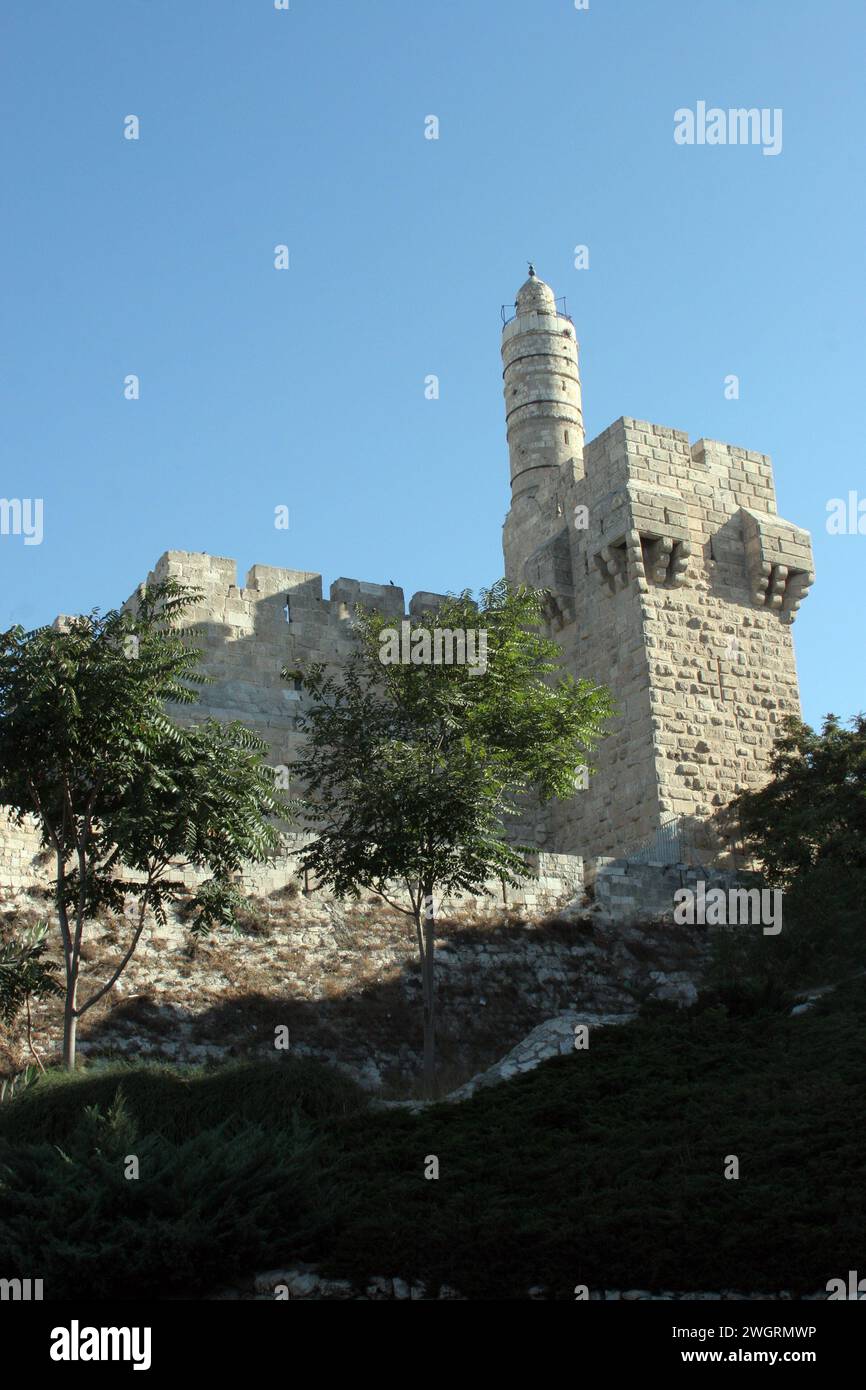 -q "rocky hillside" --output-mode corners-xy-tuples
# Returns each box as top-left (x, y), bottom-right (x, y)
(1, 885), (707, 1097)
